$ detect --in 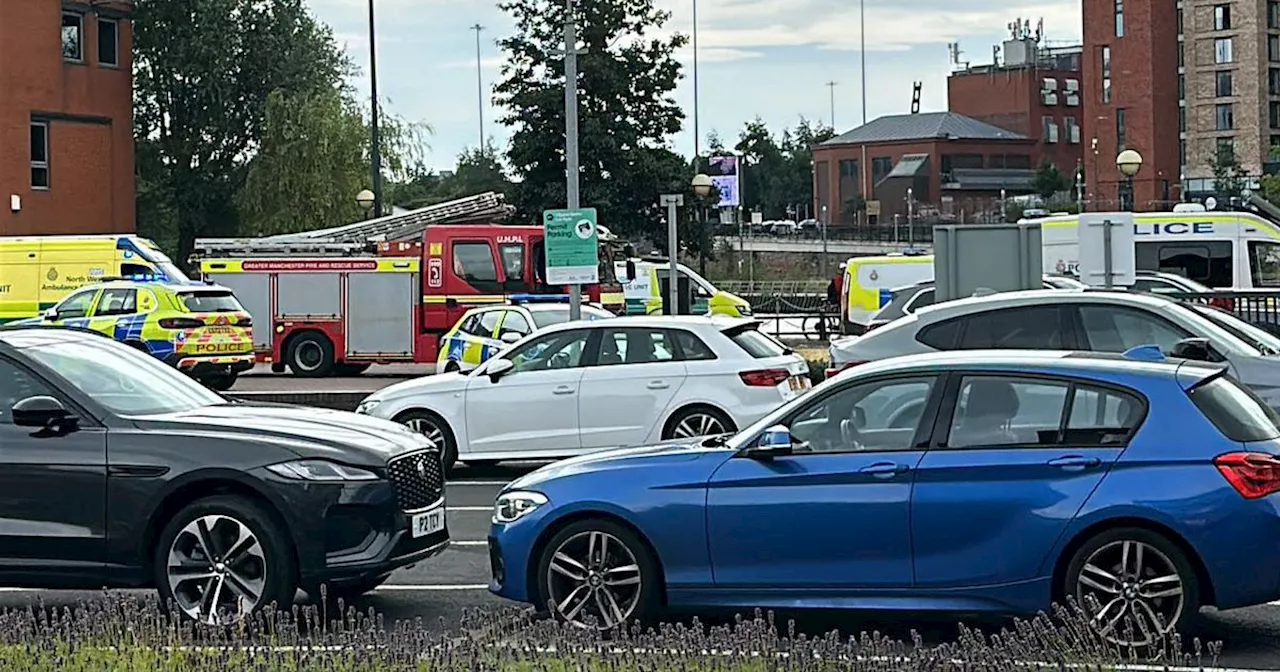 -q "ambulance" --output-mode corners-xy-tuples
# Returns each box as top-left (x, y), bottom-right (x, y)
(0, 235), (190, 323)
(615, 258), (752, 317)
